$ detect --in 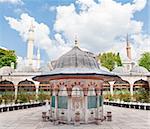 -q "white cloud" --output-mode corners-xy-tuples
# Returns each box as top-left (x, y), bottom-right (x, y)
(4, 0), (149, 62)
(0, 0), (23, 4)
(5, 13), (70, 60)
(54, 0), (148, 60)
(132, 0), (147, 12)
